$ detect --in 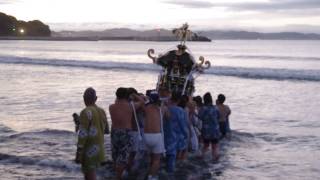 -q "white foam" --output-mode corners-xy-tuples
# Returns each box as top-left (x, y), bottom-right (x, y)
(0, 55), (319, 81)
